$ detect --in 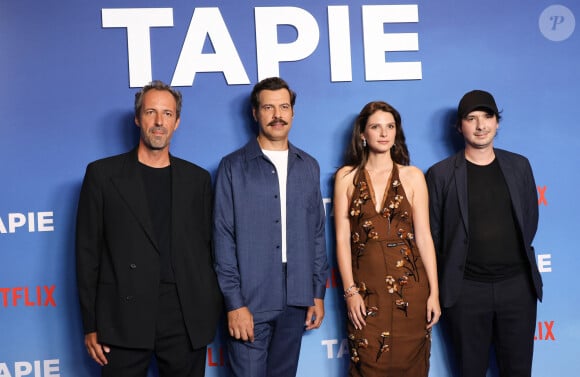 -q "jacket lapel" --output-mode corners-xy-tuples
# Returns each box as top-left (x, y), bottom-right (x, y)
(170, 157), (185, 245)
(454, 152), (469, 235)
(495, 151), (525, 234)
(111, 149), (159, 253)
